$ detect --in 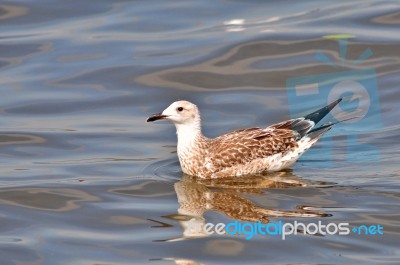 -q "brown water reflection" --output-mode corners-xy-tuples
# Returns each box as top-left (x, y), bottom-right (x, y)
(0, 134), (45, 146)
(0, 187), (99, 211)
(0, 4), (28, 21)
(372, 12), (400, 25)
(159, 172), (332, 241)
(136, 39), (400, 91)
